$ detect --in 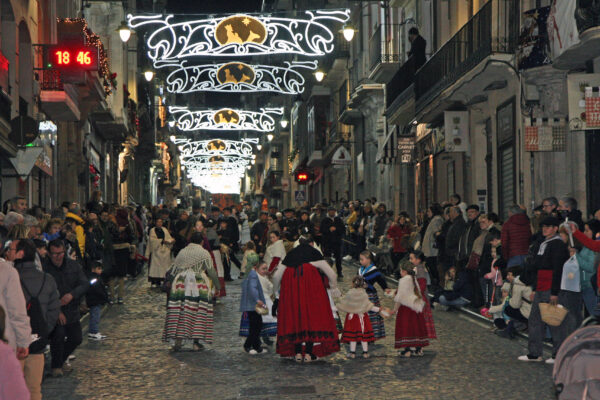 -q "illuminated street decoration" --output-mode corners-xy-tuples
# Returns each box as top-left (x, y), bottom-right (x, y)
(169, 106), (283, 132)
(162, 60), (317, 94)
(127, 10), (350, 61)
(174, 138), (256, 158)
